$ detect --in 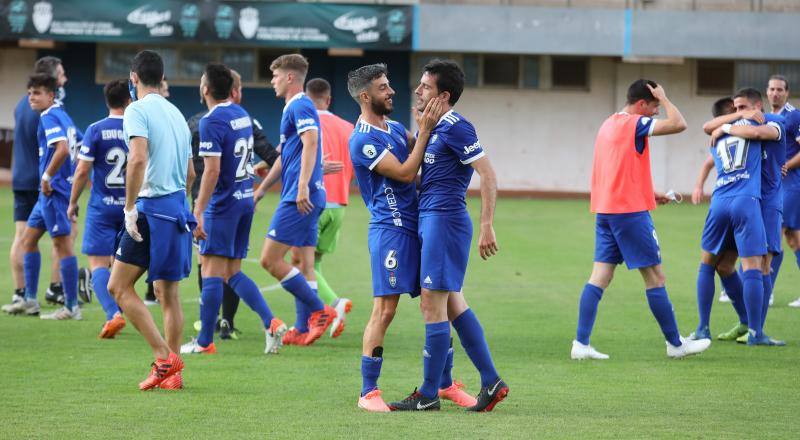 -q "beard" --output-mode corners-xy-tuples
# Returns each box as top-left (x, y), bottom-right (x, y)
(370, 99), (393, 116)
